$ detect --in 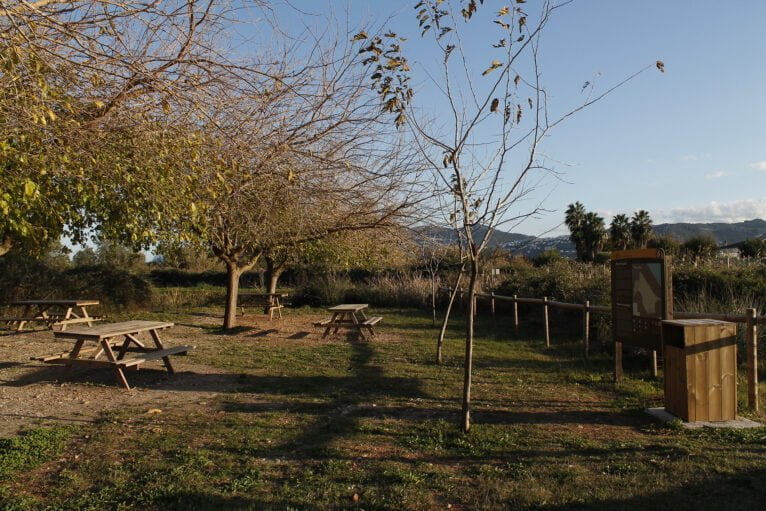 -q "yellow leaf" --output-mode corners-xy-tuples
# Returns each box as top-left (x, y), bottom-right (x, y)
(482, 60), (503, 76)
(93, 100), (105, 109)
(24, 180), (37, 197)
